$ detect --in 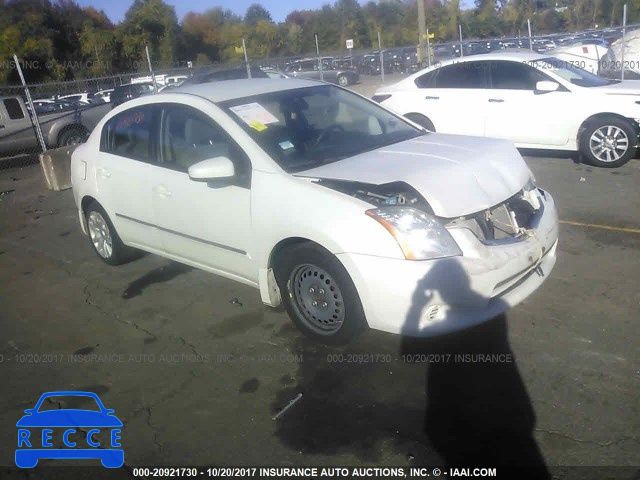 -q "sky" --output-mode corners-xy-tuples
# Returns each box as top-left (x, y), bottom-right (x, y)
(76, 0), (475, 24)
